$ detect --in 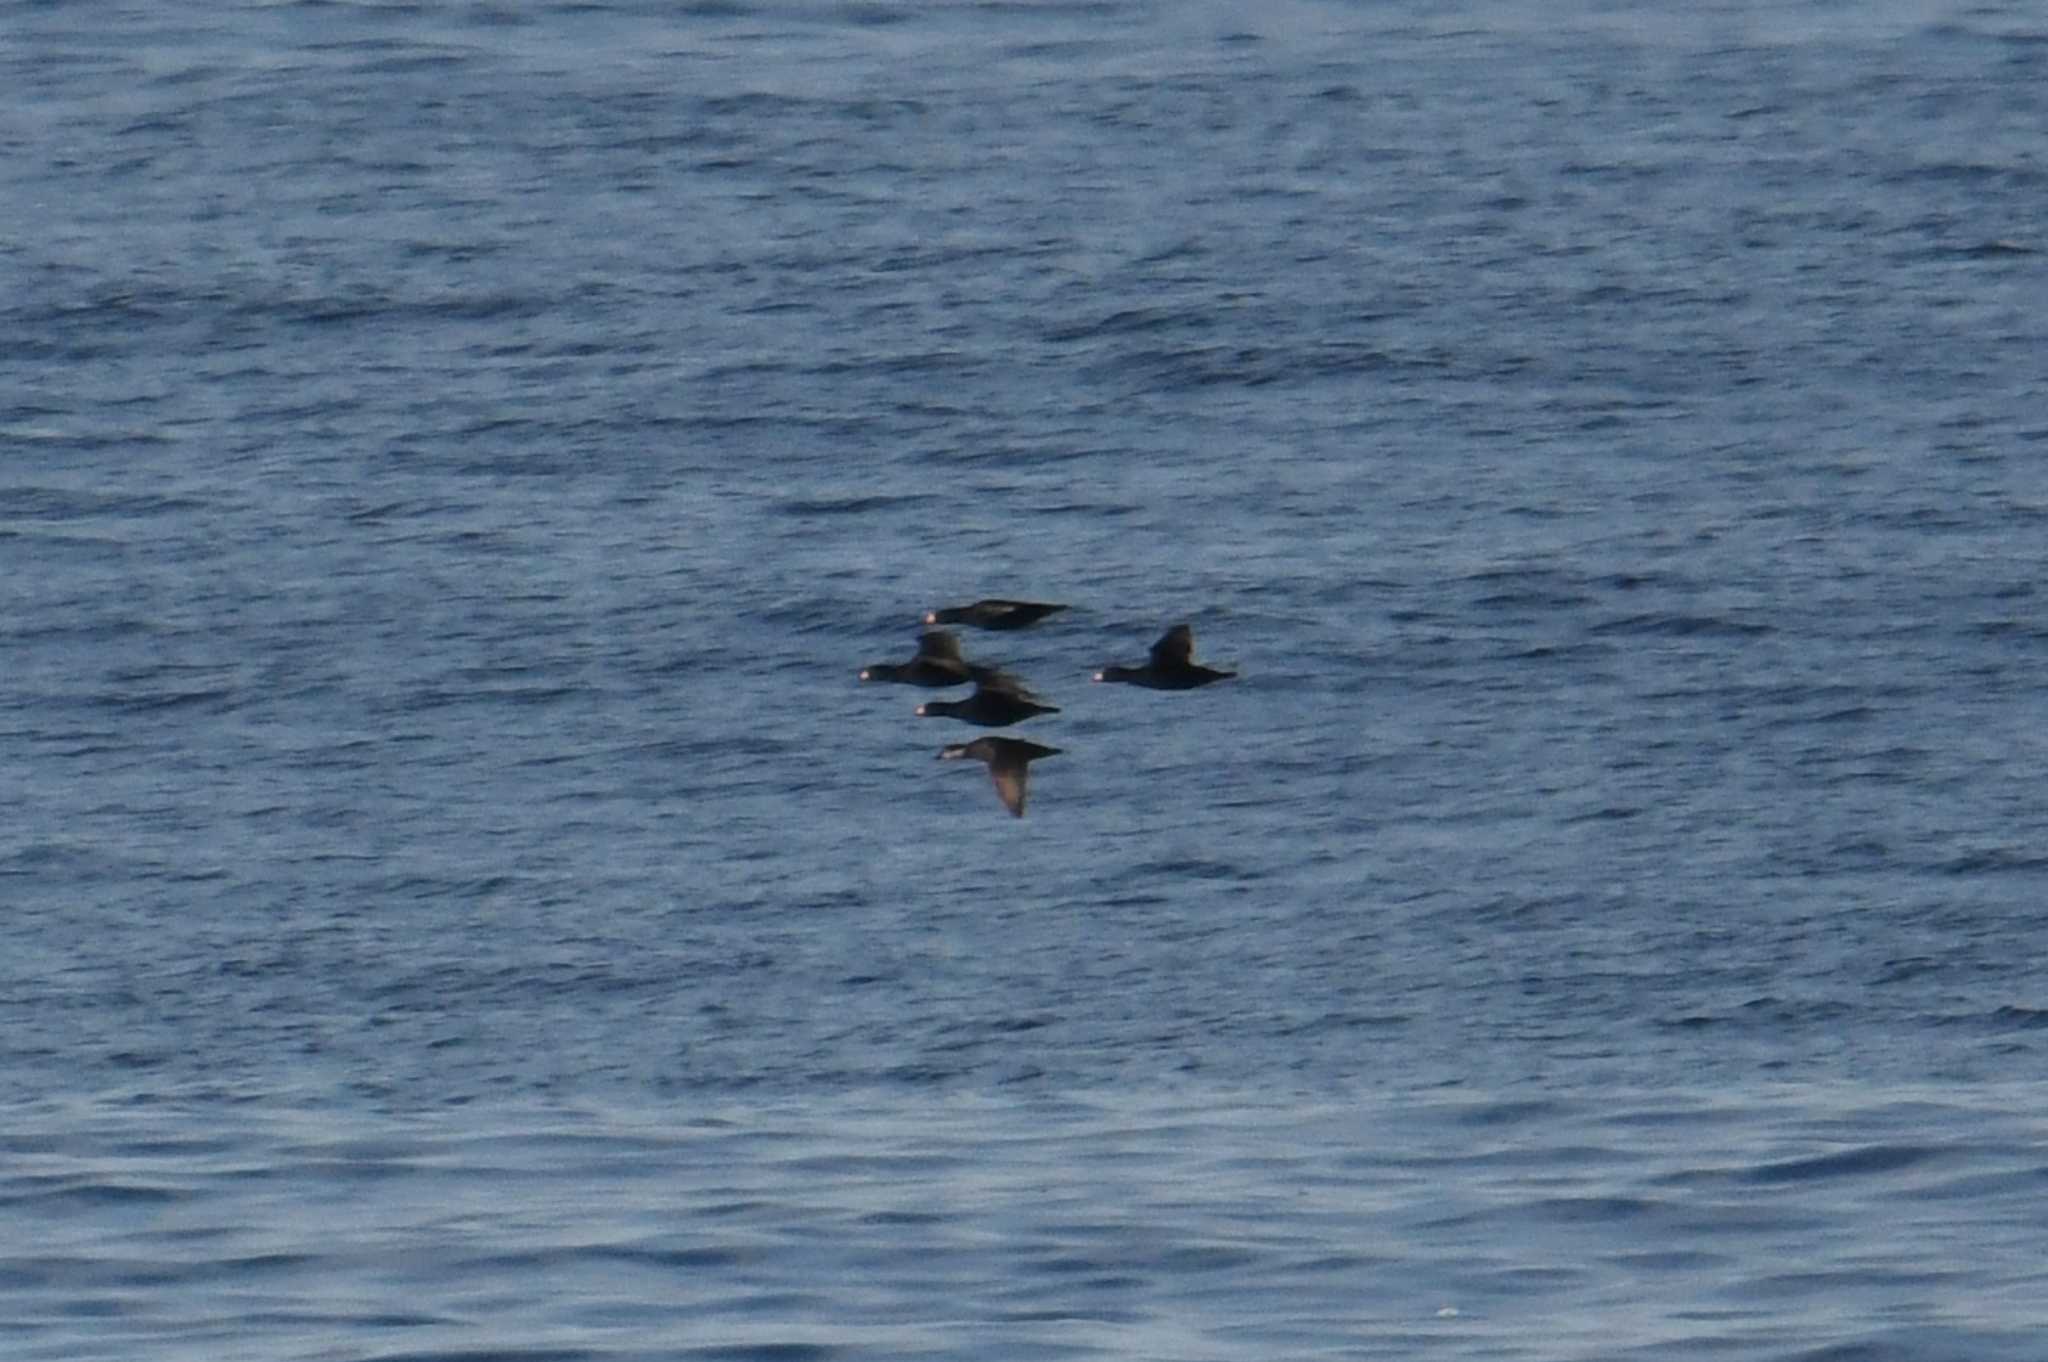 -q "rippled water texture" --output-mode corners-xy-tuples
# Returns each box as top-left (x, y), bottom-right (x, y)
(4, 0), (2047, 1357)
(7, 1089), (2047, 1362)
